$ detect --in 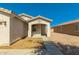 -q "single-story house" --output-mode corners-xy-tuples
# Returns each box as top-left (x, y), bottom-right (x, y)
(0, 8), (52, 46)
(53, 20), (79, 36)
